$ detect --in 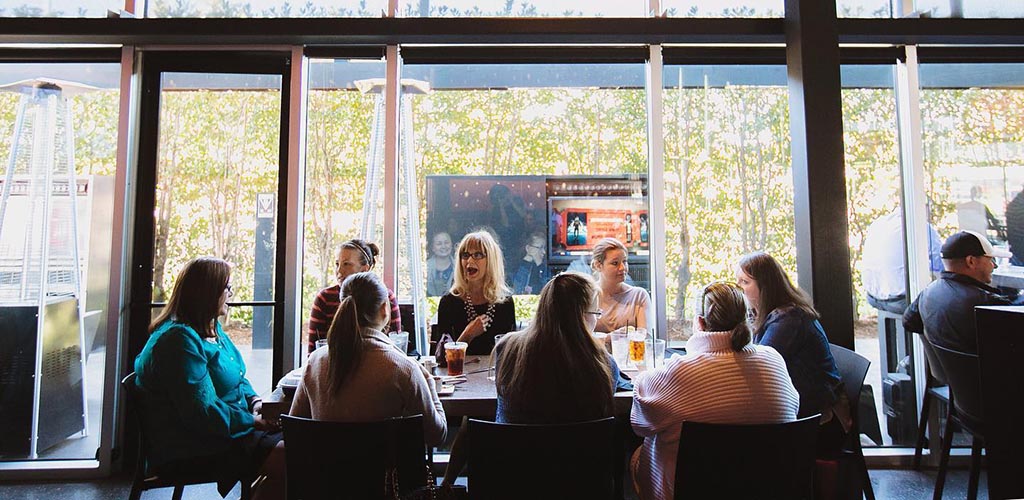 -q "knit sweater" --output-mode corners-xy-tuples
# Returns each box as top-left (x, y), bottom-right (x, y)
(630, 330), (799, 500)
(290, 328), (447, 446)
